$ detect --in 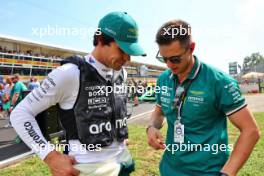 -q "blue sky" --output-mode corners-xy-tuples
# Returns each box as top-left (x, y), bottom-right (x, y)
(0, 0), (263, 73)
